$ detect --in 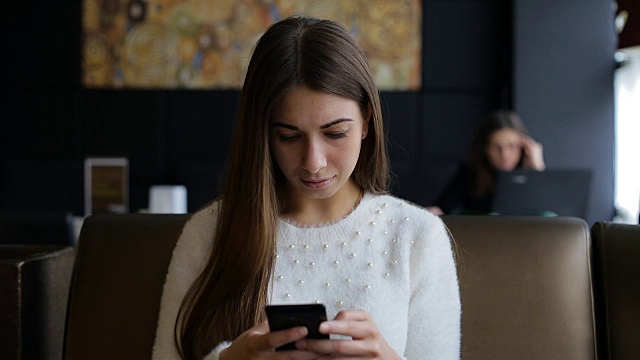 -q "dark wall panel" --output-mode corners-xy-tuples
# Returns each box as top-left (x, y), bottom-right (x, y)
(165, 91), (238, 165)
(382, 92), (420, 163)
(423, 0), (499, 90)
(0, 160), (84, 214)
(514, 0), (616, 225)
(422, 94), (495, 160)
(2, 2), (80, 90)
(2, 91), (82, 159)
(165, 91), (238, 211)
